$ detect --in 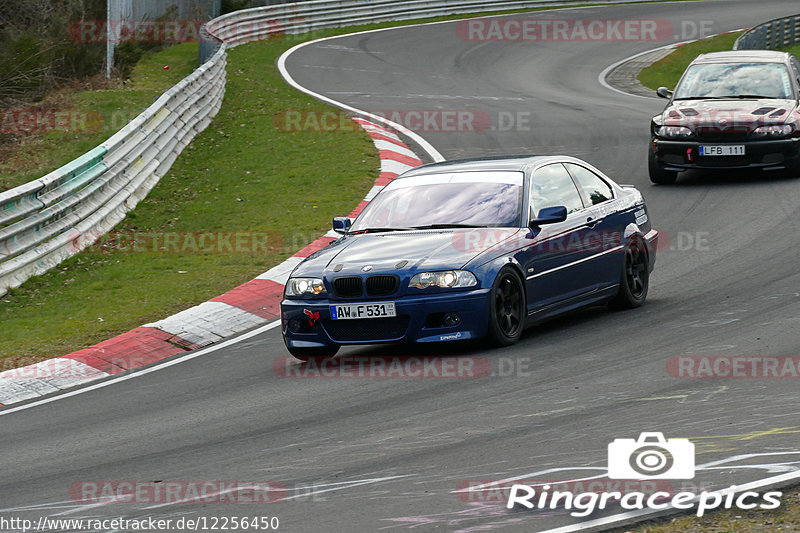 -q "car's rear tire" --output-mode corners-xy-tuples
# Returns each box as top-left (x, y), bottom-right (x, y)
(287, 344), (340, 363)
(610, 237), (649, 310)
(487, 267), (525, 346)
(648, 149), (678, 185)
